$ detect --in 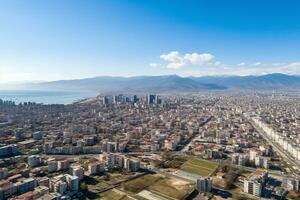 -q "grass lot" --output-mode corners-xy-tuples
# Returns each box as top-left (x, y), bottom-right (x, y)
(134, 196), (149, 200)
(122, 174), (162, 194)
(240, 169), (252, 177)
(287, 191), (300, 200)
(79, 157), (99, 170)
(121, 174), (194, 200)
(99, 189), (129, 200)
(180, 158), (218, 176)
(149, 178), (194, 200)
